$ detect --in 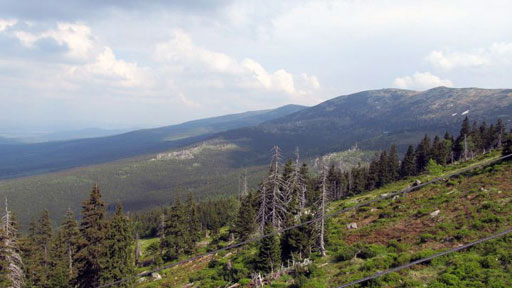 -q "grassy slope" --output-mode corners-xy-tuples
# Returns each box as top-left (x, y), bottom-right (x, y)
(134, 152), (512, 287)
(317, 152), (512, 287)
